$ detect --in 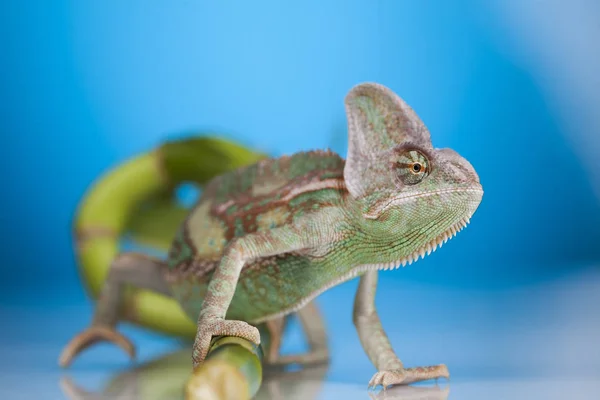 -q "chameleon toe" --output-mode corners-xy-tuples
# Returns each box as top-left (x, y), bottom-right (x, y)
(59, 376), (90, 399)
(58, 326), (136, 368)
(193, 317), (261, 367)
(367, 364), (449, 389)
